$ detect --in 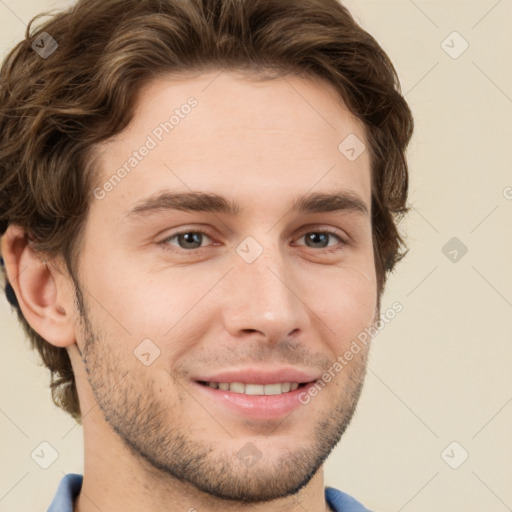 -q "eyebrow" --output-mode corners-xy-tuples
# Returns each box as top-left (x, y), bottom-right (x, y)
(126, 190), (369, 219)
